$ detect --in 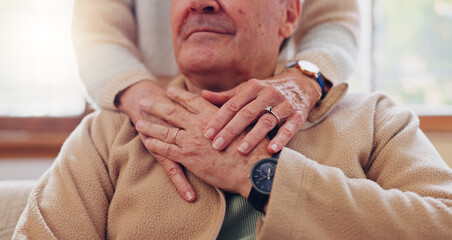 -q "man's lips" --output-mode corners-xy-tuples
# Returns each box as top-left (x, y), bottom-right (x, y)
(180, 14), (237, 40)
(186, 28), (232, 39)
